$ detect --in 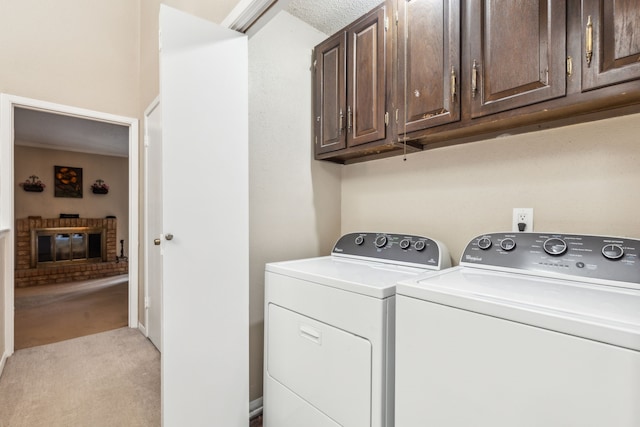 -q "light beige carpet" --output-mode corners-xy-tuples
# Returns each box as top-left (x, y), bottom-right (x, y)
(0, 327), (160, 427)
